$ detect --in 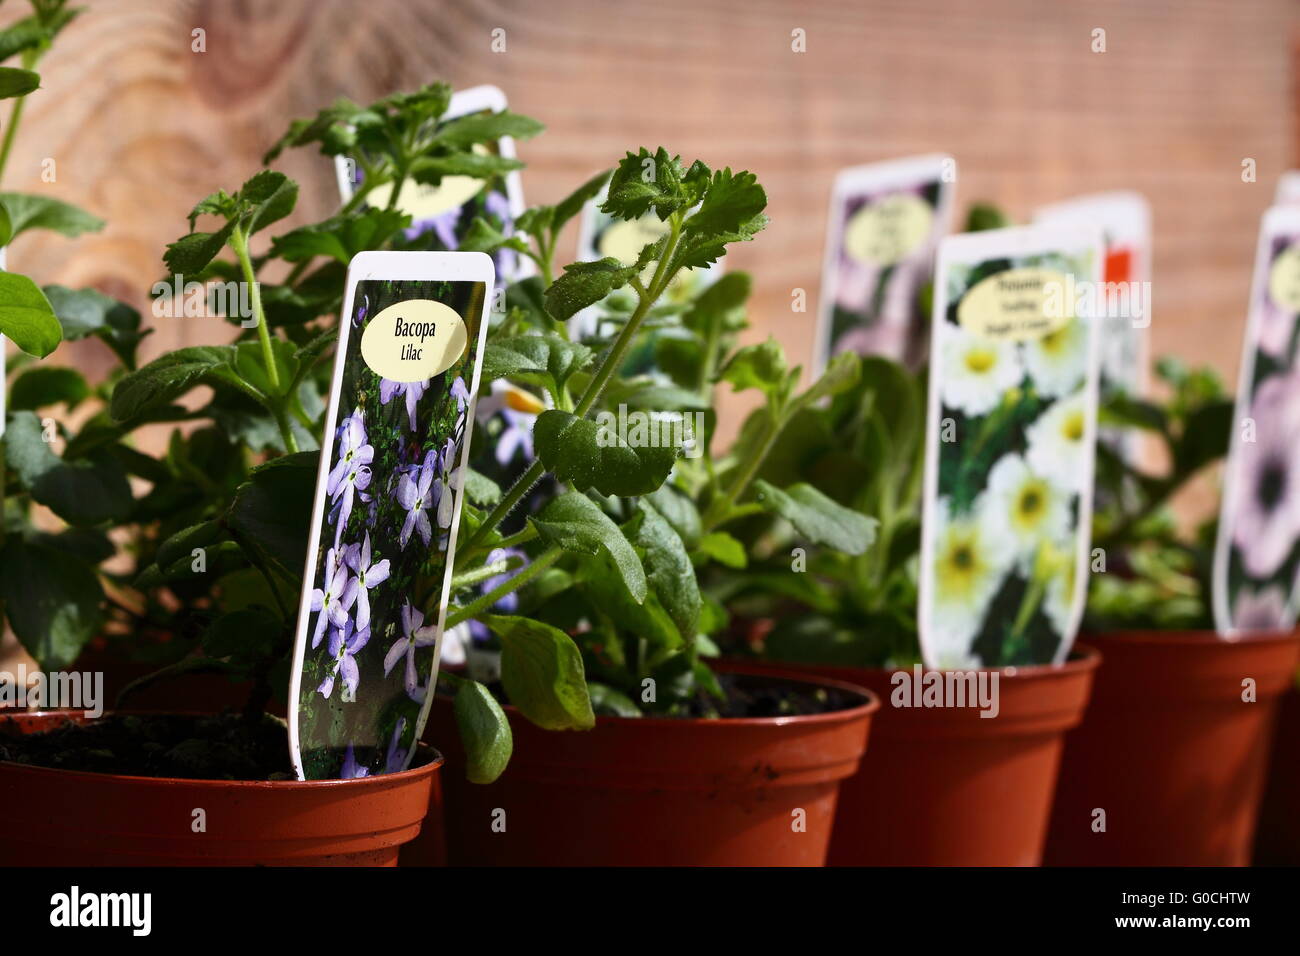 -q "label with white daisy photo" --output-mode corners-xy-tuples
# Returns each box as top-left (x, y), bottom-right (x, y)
(289, 251), (494, 780)
(919, 225), (1103, 668)
(1212, 205), (1300, 637)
